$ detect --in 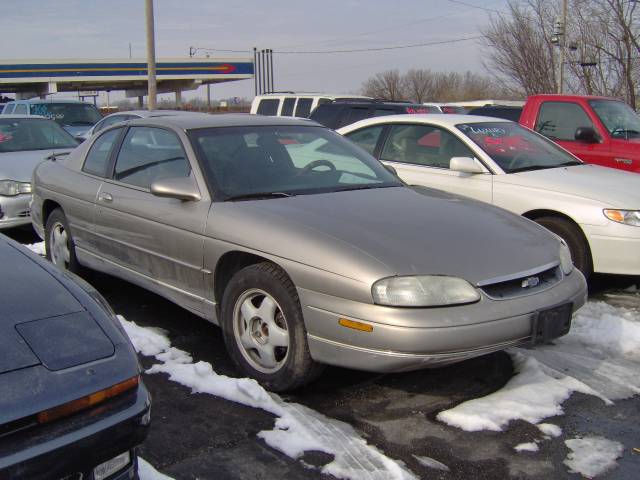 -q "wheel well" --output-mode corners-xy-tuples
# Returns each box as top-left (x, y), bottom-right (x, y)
(213, 251), (277, 309)
(42, 200), (61, 226)
(522, 208), (592, 256)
